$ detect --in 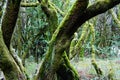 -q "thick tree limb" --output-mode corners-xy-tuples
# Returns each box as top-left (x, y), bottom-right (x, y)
(80, 0), (120, 26)
(59, 0), (120, 39)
